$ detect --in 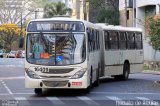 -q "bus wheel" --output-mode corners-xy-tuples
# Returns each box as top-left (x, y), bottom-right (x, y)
(114, 63), (129, 81)
(34, 88), (42, 95)
(94, 67), (100, 87)
(122, 62), (129, 80)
